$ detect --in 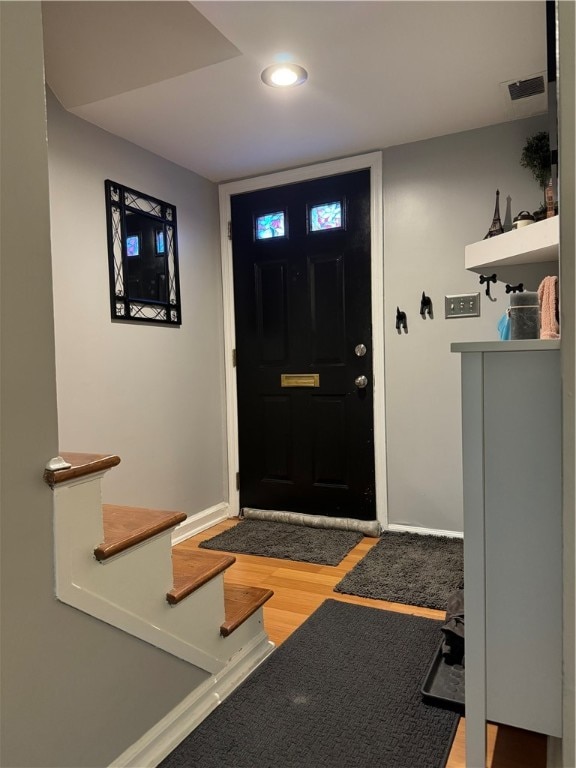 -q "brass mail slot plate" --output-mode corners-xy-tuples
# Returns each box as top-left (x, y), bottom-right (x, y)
(281, 373), (320, 388)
